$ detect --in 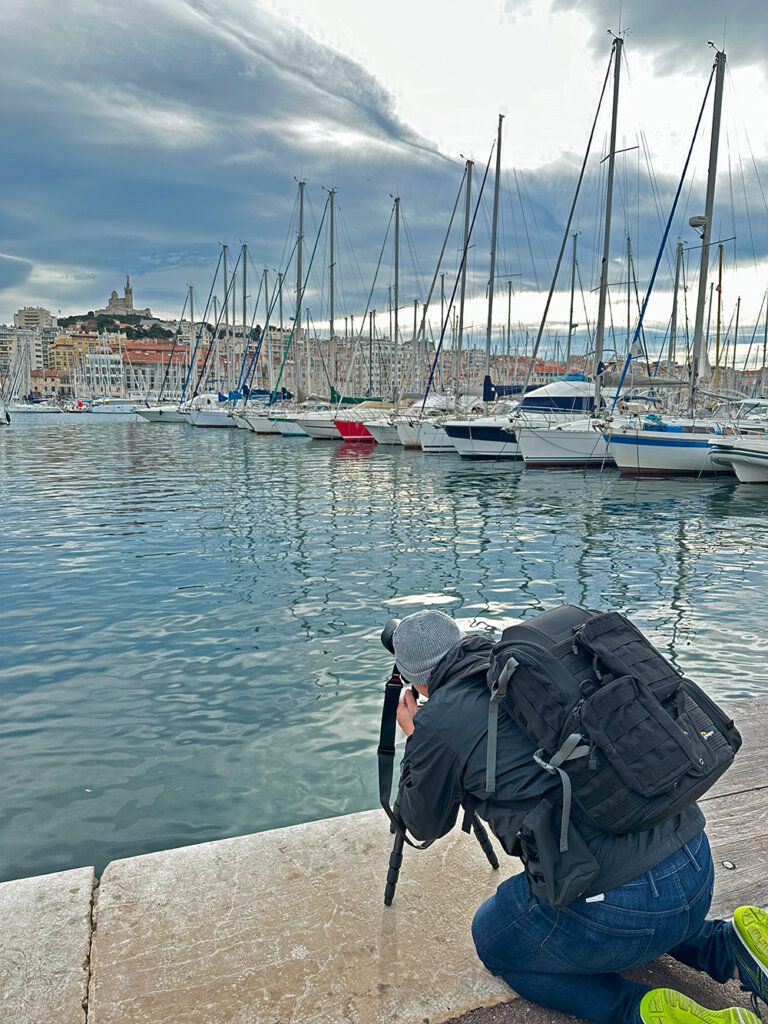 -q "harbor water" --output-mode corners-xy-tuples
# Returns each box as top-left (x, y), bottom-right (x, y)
(1, 415), (767, 883)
